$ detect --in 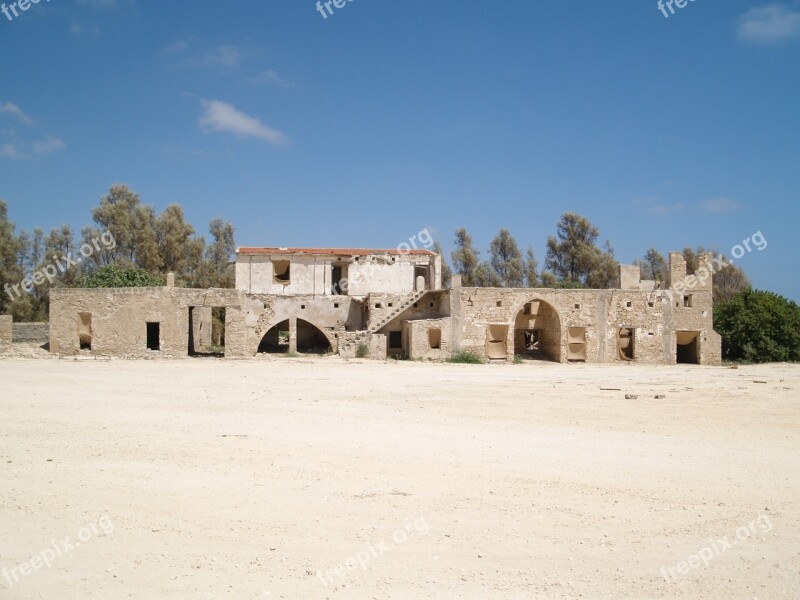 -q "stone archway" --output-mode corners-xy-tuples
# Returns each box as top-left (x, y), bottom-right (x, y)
(296, 319), (332, 354)
(256, 318), (334, 355)
(512, 299), (562, 362)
